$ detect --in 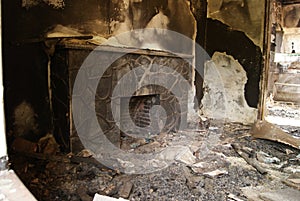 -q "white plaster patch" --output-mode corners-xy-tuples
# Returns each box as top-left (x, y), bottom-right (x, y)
(201, 52), (257, 124)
